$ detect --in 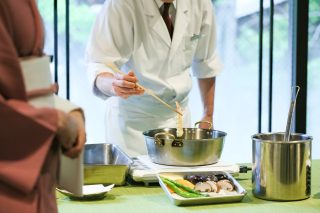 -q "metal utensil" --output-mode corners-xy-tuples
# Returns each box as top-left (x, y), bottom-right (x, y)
(284, 86), (300, 142)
